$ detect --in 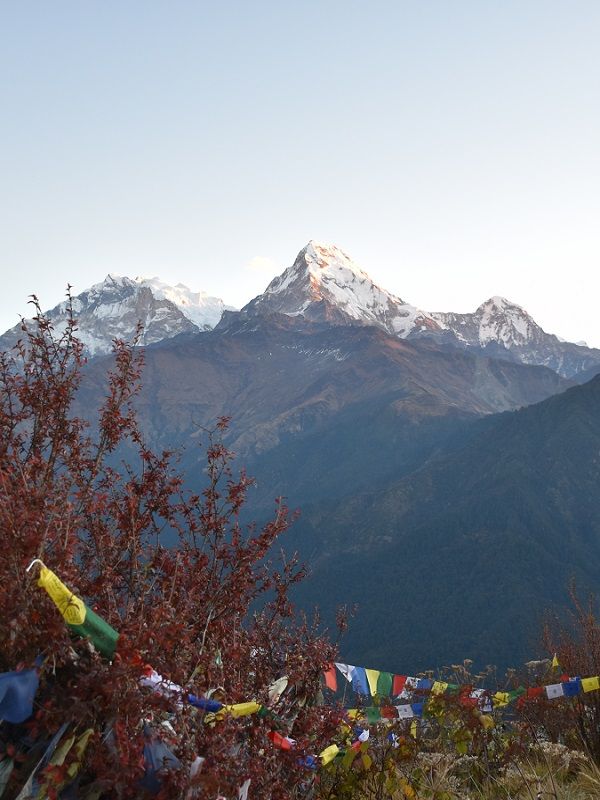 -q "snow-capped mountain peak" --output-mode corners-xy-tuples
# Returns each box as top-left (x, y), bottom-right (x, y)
(132, 276), (233, 330)
(432, 295), (540, 349)
(243, 241), (441, 338)
(0, 273), (233, 357)
(476, 296), (537, 346)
